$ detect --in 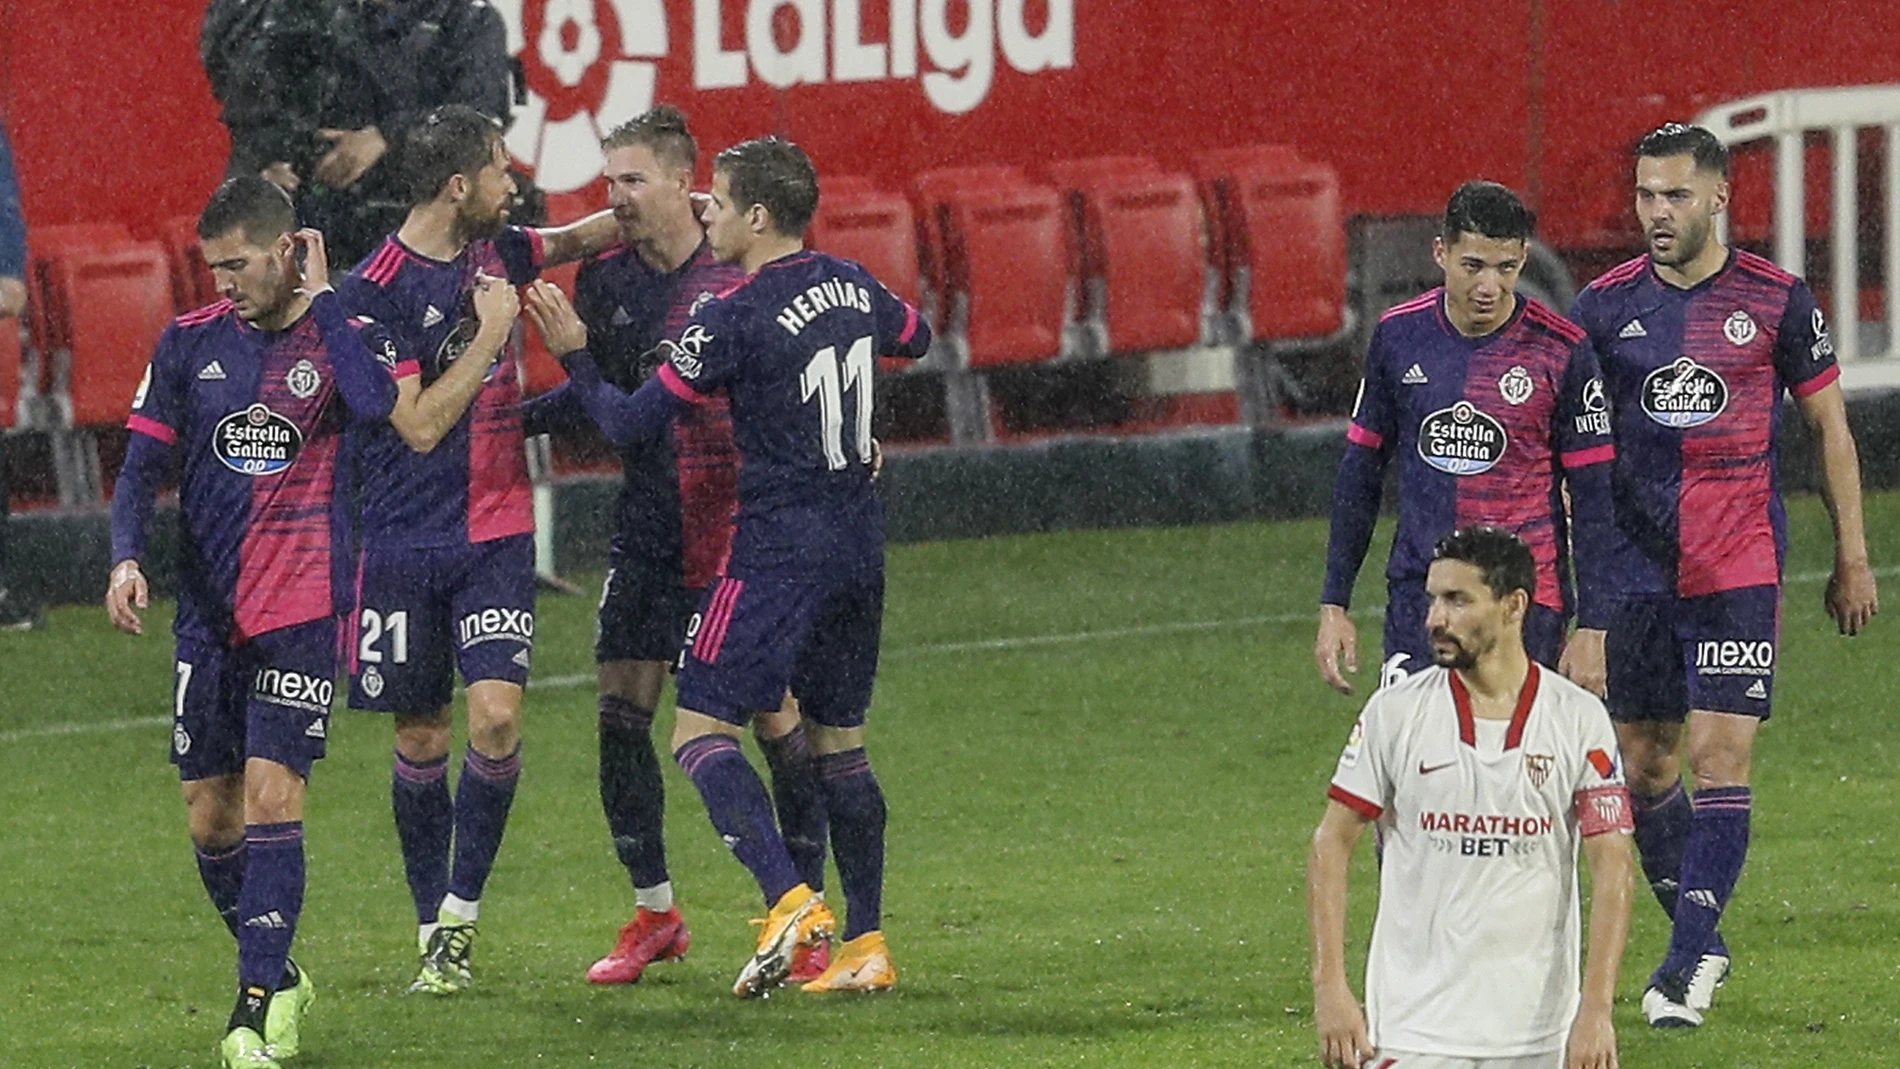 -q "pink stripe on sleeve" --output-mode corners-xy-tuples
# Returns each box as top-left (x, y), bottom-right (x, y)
(659, 363), (711, 403)
(898, 302), (920, 345)
(1790, 363), (1841, 399)
(1345, 423), (1384, 450)
(390, 360), (421, 380)
(1560, 444), (1616, 469)
(127, 414), (177, 445)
